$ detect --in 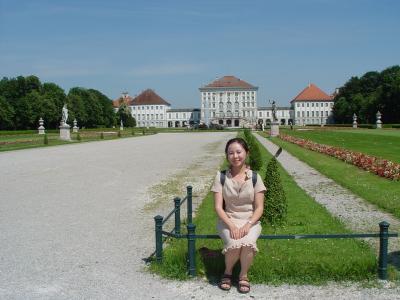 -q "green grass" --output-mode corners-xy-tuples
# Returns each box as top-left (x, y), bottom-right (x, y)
(0, 128), (153, 152)
(150, 132), (379, 284)
(263, 132), (400, 220)
(281, 128), (400, 163)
